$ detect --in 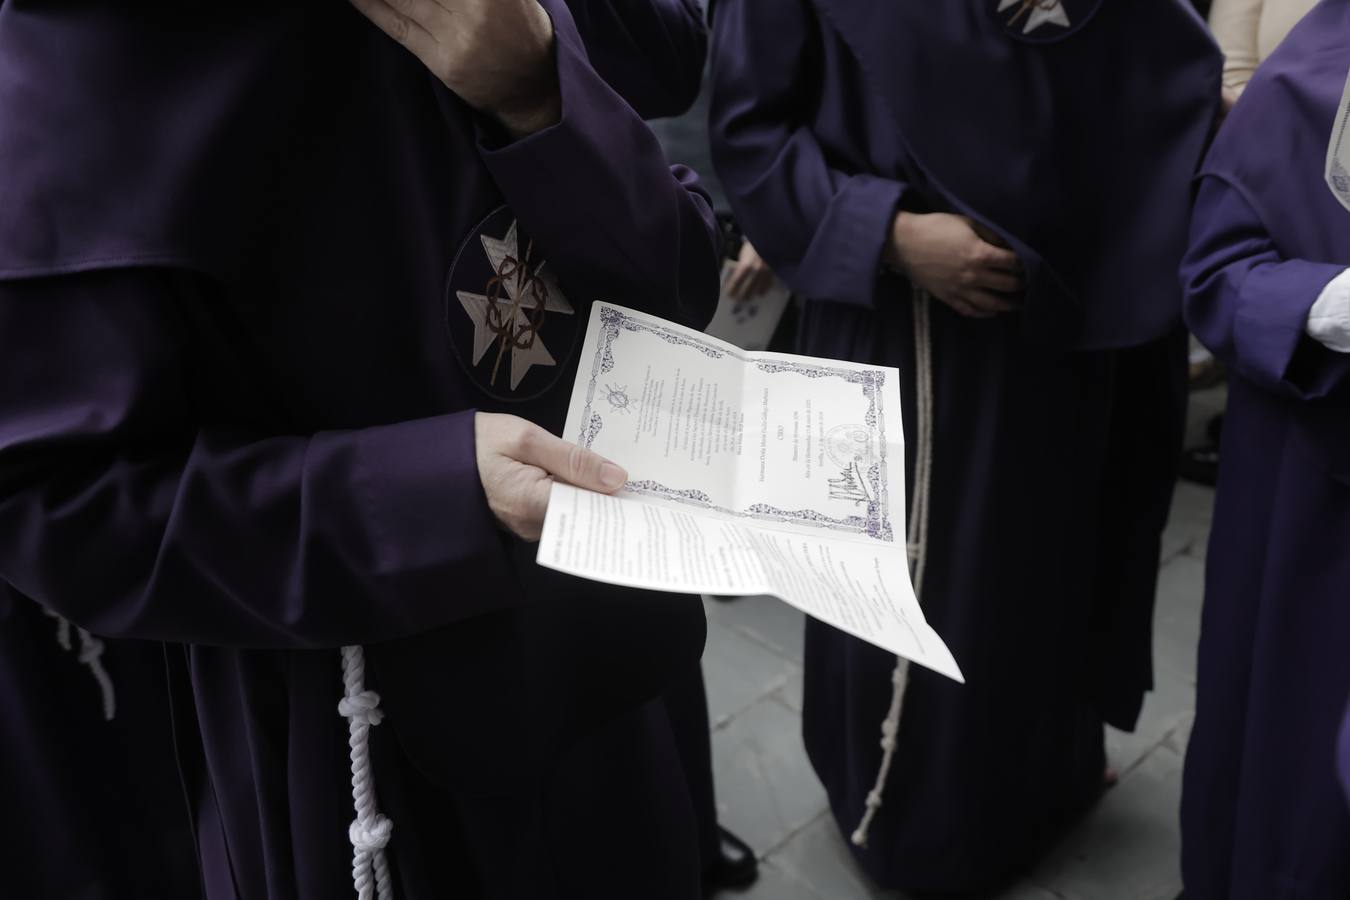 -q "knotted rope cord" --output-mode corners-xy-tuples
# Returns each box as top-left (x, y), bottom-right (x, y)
(42, 608), (116, 721)
(75, 627), (116, 721)
(43, 607), (72, 650)
(339, 645), (394, 900)
(852, 288), (935, 848)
